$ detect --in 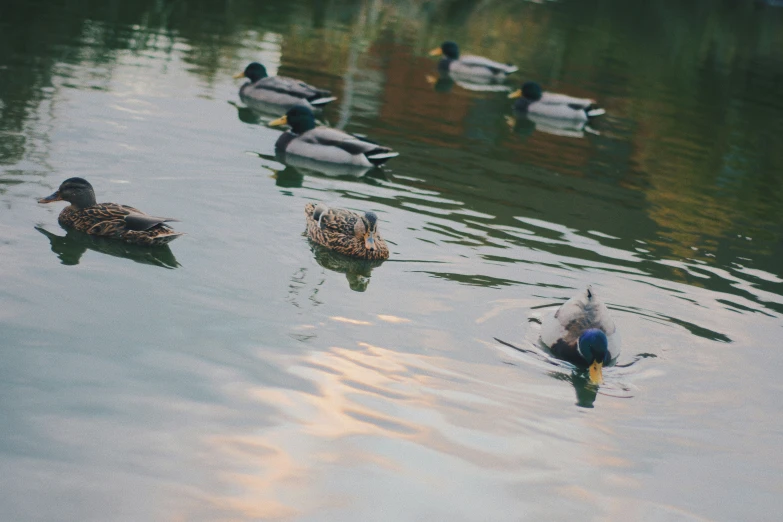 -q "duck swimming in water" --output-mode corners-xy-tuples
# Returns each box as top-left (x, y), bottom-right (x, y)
(269, 106), (399, 167)
(234, 62), (337, 111)
(540, 286), (620, 384)
(304, 202), (389, 260)
(38, 177), (183, 246)
(509, 81), (606, 121)
(429, 41), (518, 82)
